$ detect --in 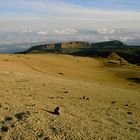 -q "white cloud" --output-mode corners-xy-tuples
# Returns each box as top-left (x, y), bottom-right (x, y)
(37, 31), (48, 36)
(0, 28), (140, 46)
(15, 1), (140, 21)
(0, 0), (140, 32)
(97, 29), (116, 34)
(54, 29), (78, 35)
